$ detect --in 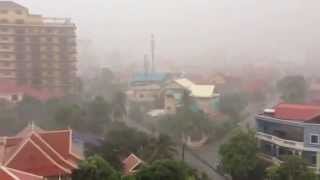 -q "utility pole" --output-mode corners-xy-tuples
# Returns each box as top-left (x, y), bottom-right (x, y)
(151, 34), (155, 73)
